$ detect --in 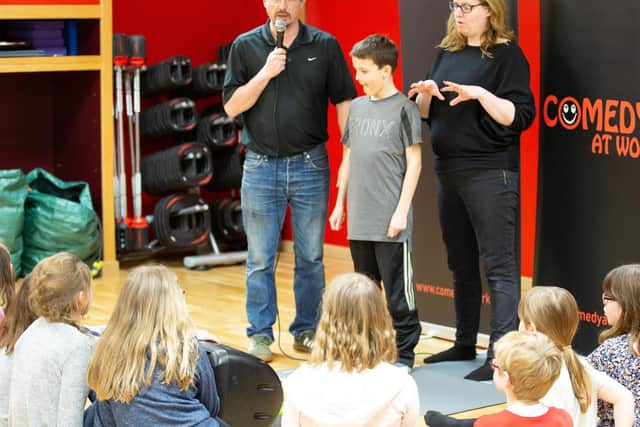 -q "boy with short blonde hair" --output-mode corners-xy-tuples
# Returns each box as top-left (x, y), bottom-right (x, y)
(426, 331), (572, 427)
